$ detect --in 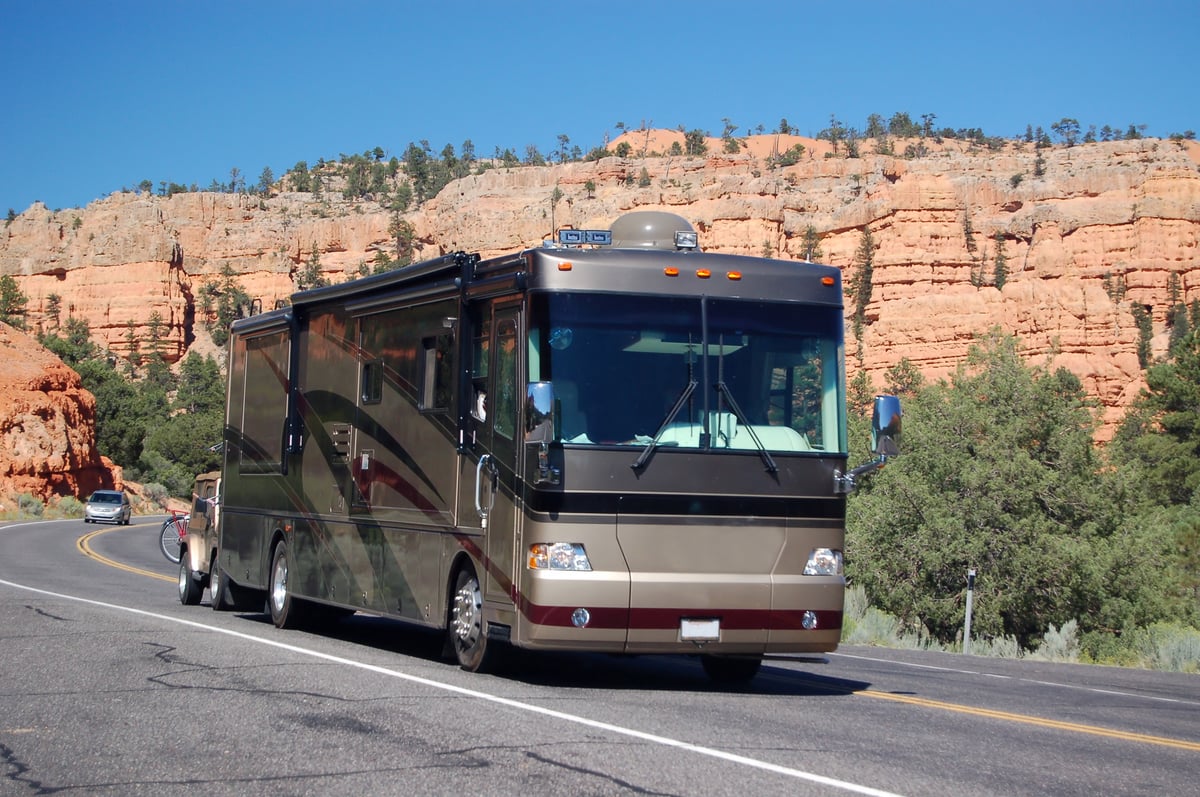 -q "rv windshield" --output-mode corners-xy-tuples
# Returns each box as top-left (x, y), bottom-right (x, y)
(527, 293), (846, 454)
